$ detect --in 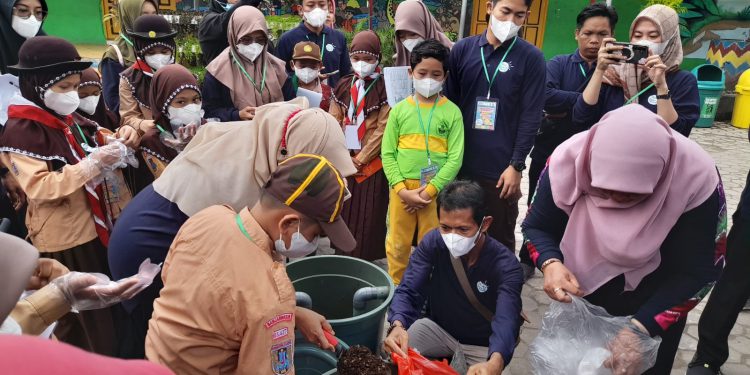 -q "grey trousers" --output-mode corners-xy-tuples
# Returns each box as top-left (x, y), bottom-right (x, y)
(408, 318), (489, 372)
